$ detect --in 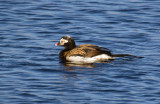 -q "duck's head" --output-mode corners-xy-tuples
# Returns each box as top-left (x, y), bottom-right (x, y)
(55, 35), (76, 49)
